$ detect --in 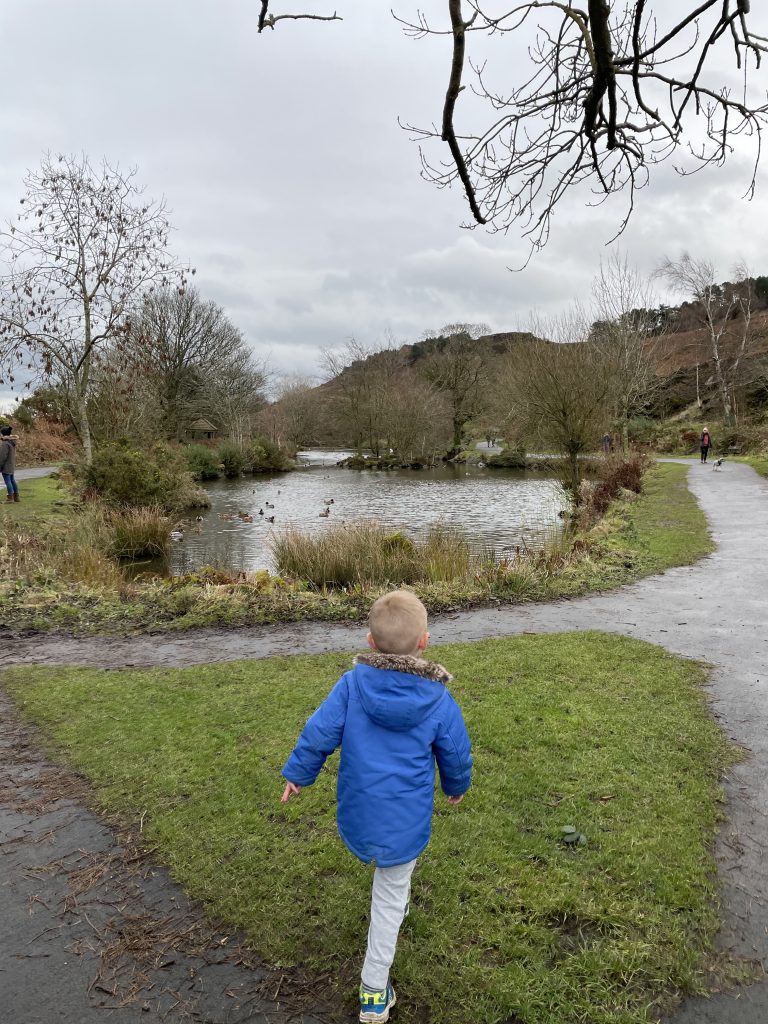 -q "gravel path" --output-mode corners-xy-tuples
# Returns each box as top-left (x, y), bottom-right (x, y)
(2, 458), (767, 1022)
(15, 465), (58, 480)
